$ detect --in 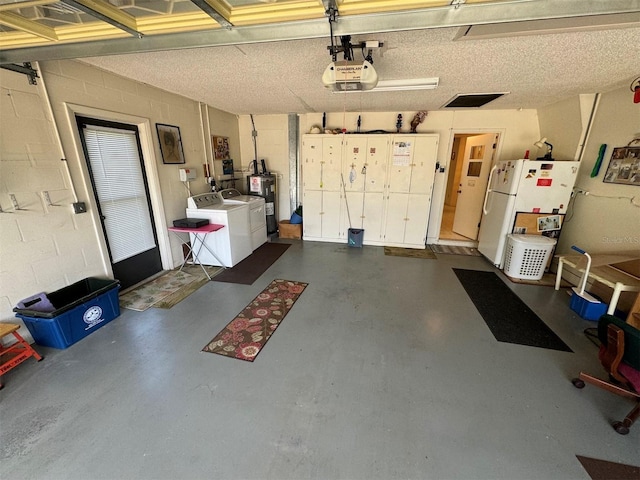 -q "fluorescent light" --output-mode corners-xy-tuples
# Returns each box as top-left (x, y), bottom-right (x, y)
(332, 77), (439, 93)
(373, 78), (439, 91)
